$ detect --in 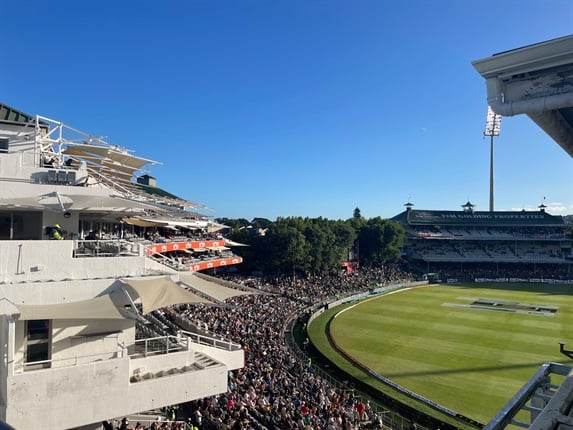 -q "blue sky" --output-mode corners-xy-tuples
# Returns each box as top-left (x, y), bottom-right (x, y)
(2, 1), (573, 221)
